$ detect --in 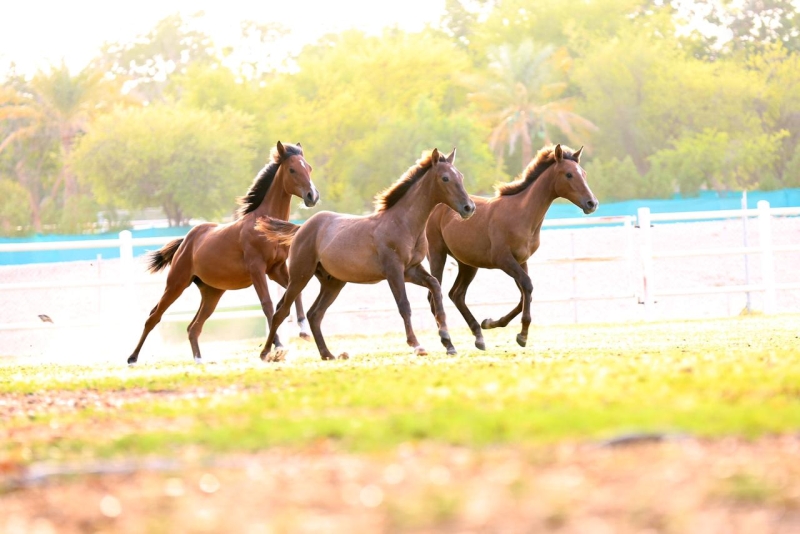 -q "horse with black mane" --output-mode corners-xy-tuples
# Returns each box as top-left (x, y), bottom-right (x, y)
(127, 141), (319, 364)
